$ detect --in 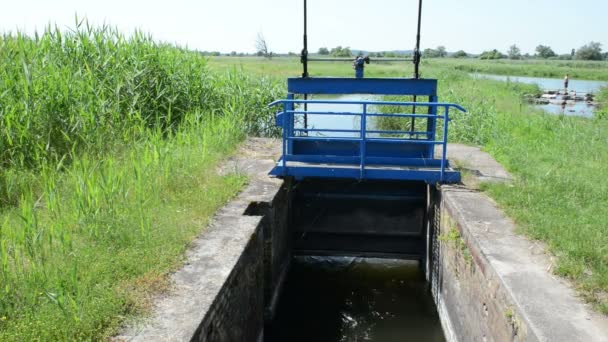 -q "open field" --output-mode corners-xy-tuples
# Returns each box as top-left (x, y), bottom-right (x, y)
(210, 57), (608, 314)
(0, 29), (281, 340)
(1, 45), (607, 339)
(209, 56), (608, 81)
